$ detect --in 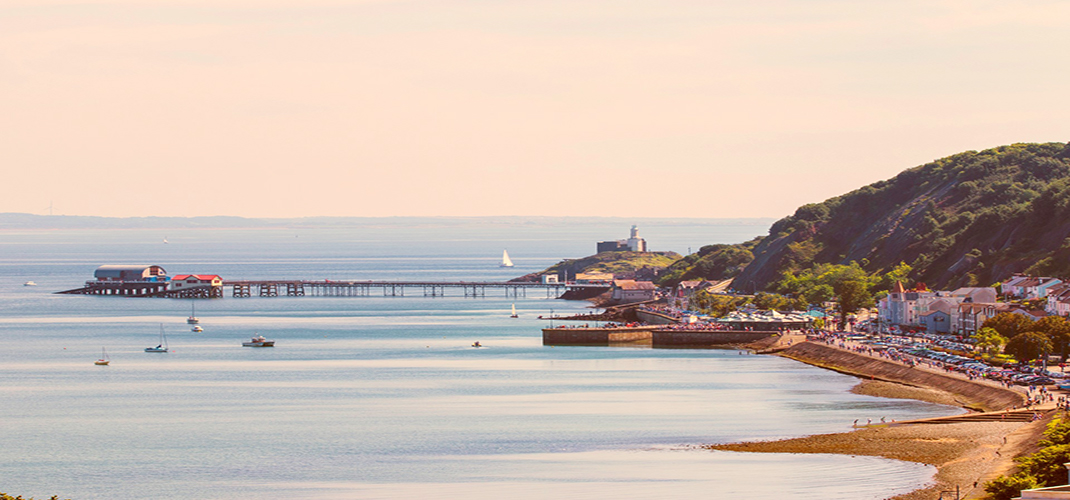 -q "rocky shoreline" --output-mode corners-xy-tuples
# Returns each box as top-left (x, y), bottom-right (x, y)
(709, 340), (1047, 500)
